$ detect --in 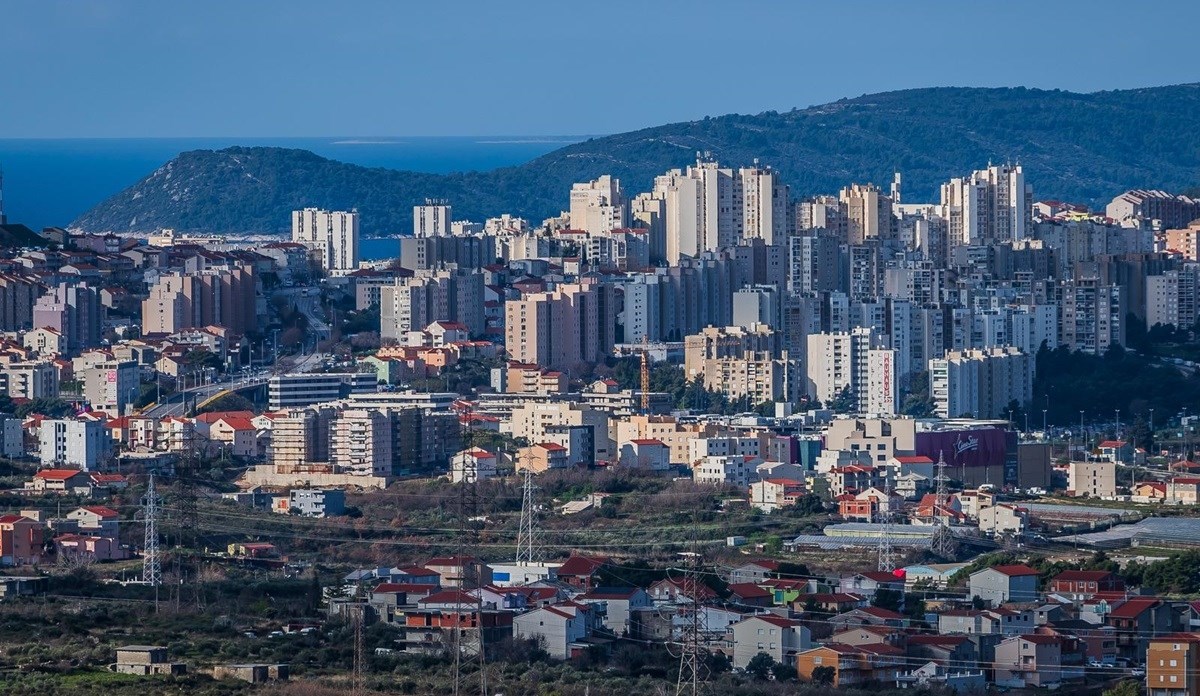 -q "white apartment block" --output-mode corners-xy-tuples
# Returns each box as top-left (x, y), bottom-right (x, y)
(939, 164), (1031, 245)
(693, 455), (759, 487)
(929, 347), (1033, 420)
(413, 201), (451, 237)
(569, 175), (627, 235)
(1147, 267), (1199, 329)
(39, 418), (108, 470)
(1068, 460), (1116, 499)
(331, 409), (392, 477)
(806, 328), (897, 415)
(292, 208), (360, 272)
